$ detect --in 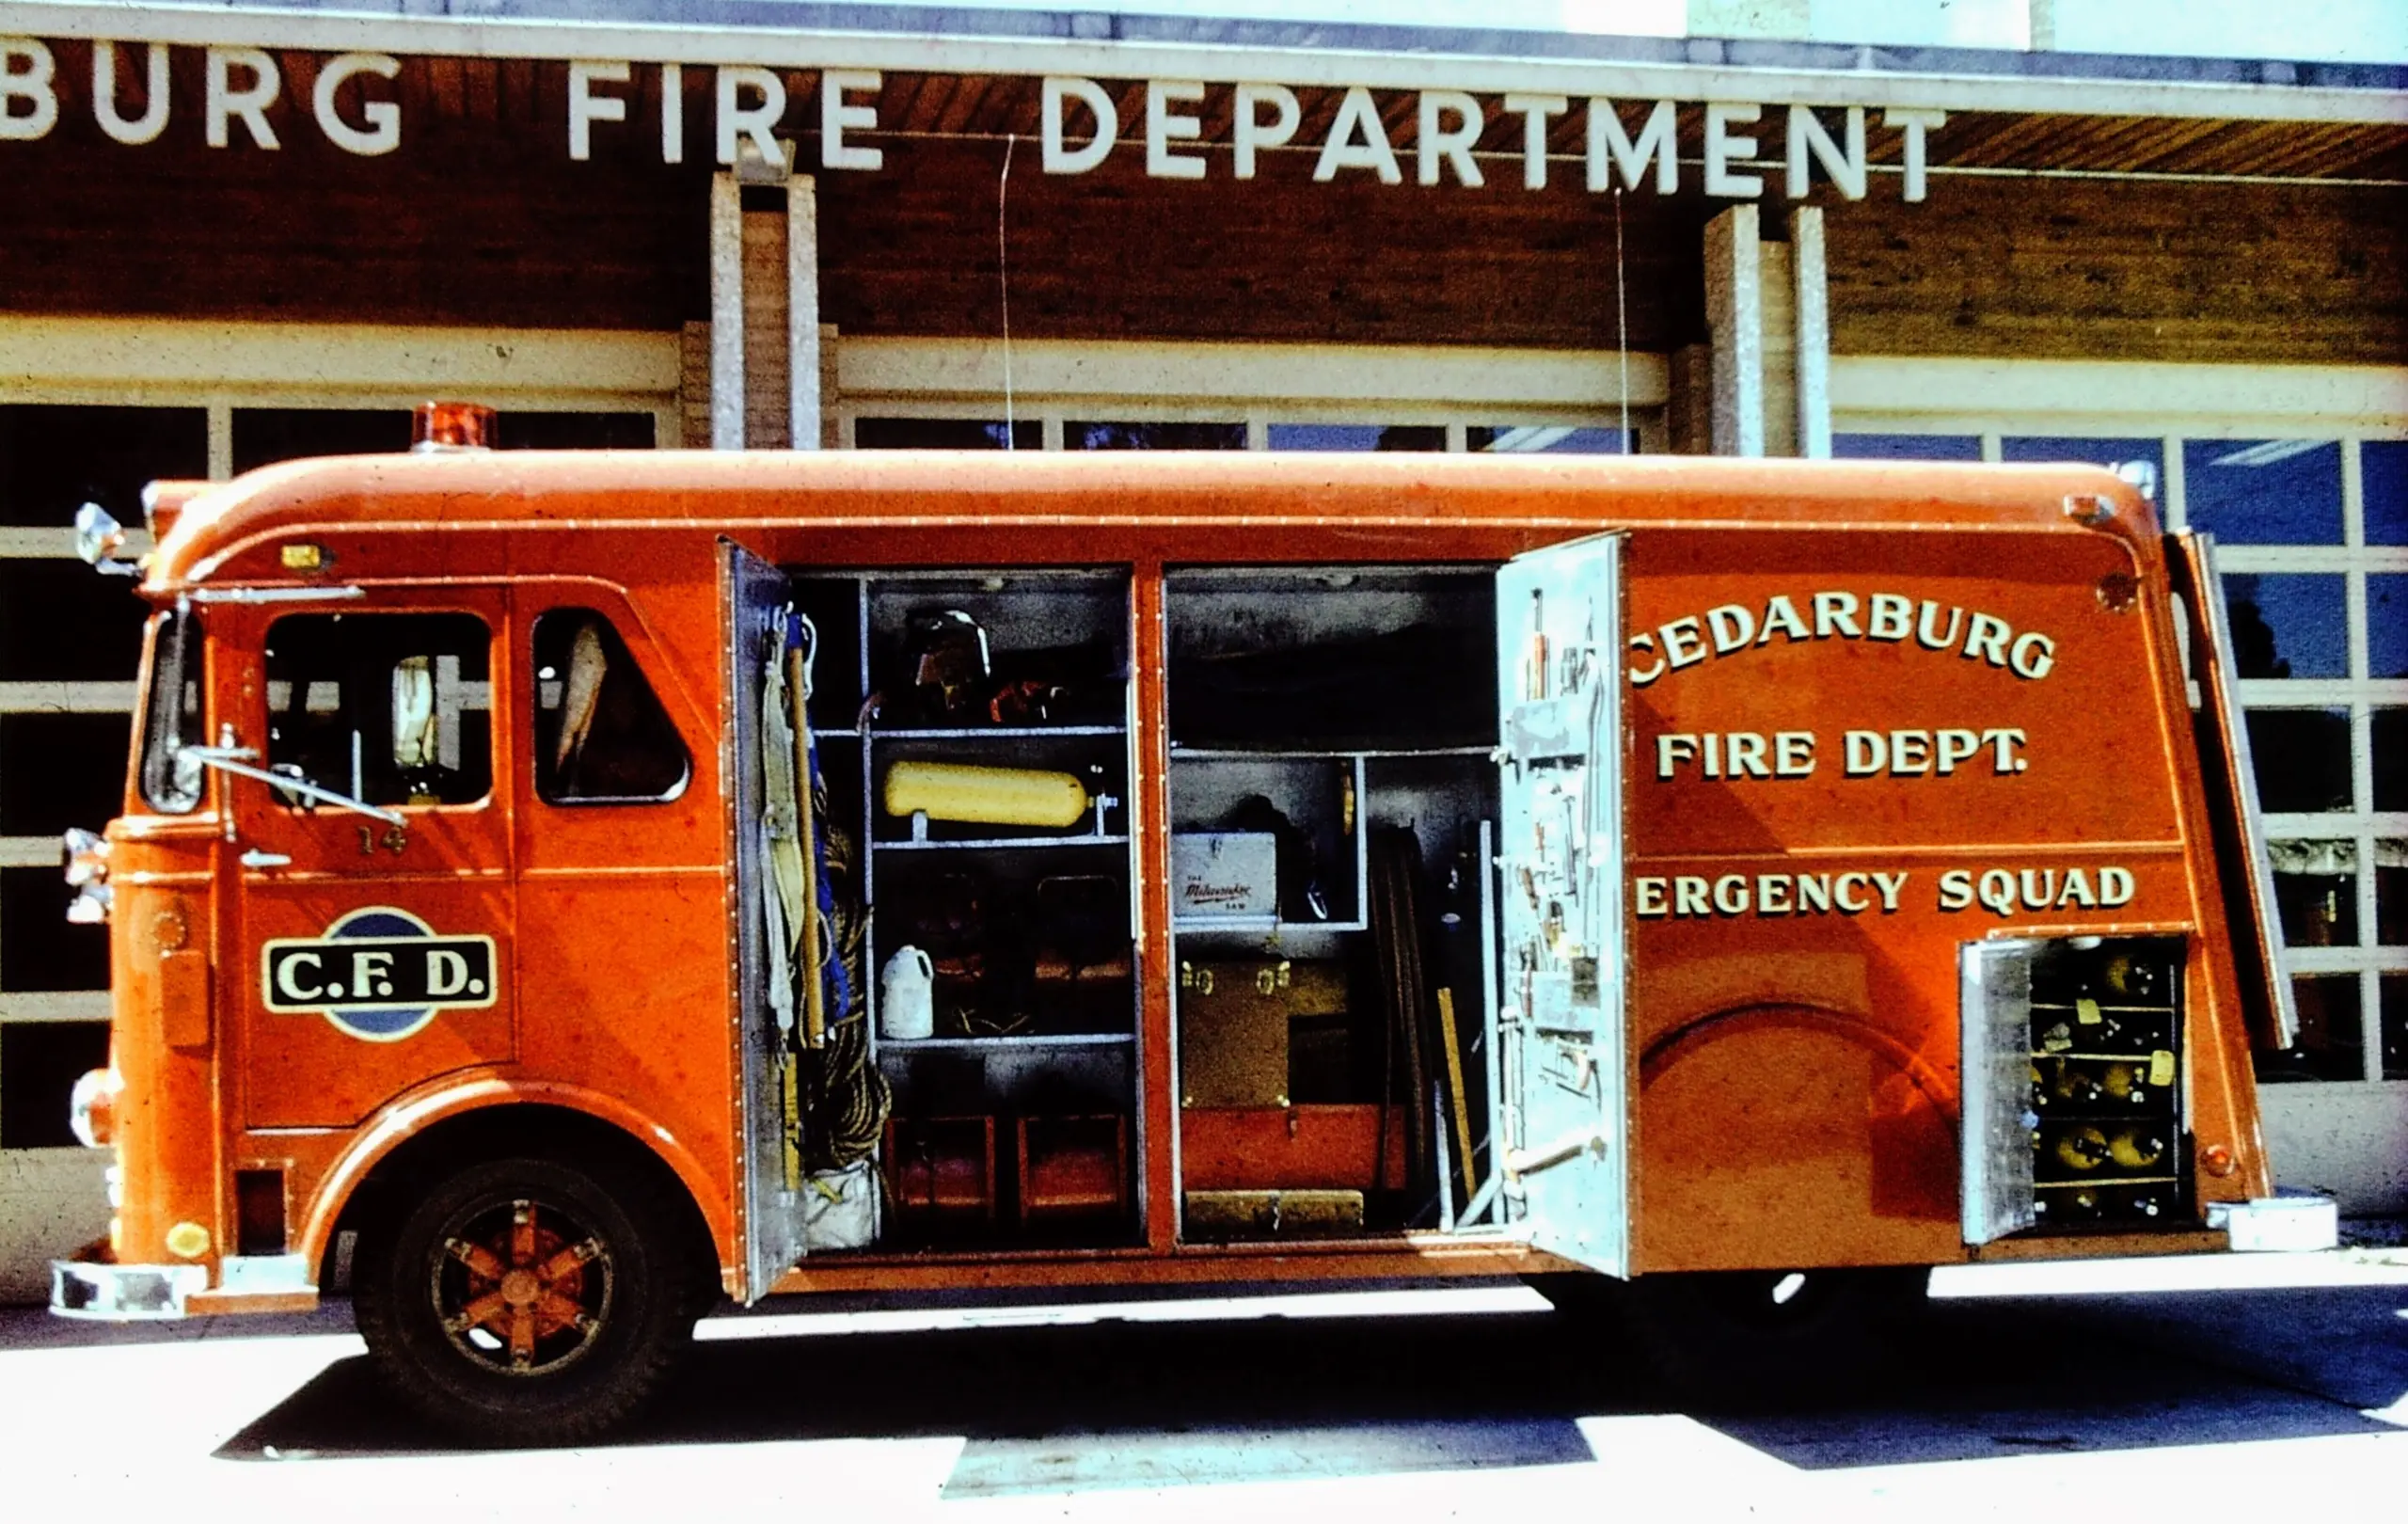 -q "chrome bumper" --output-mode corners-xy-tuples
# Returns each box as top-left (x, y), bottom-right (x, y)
(51, 1259), (206, 1320)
